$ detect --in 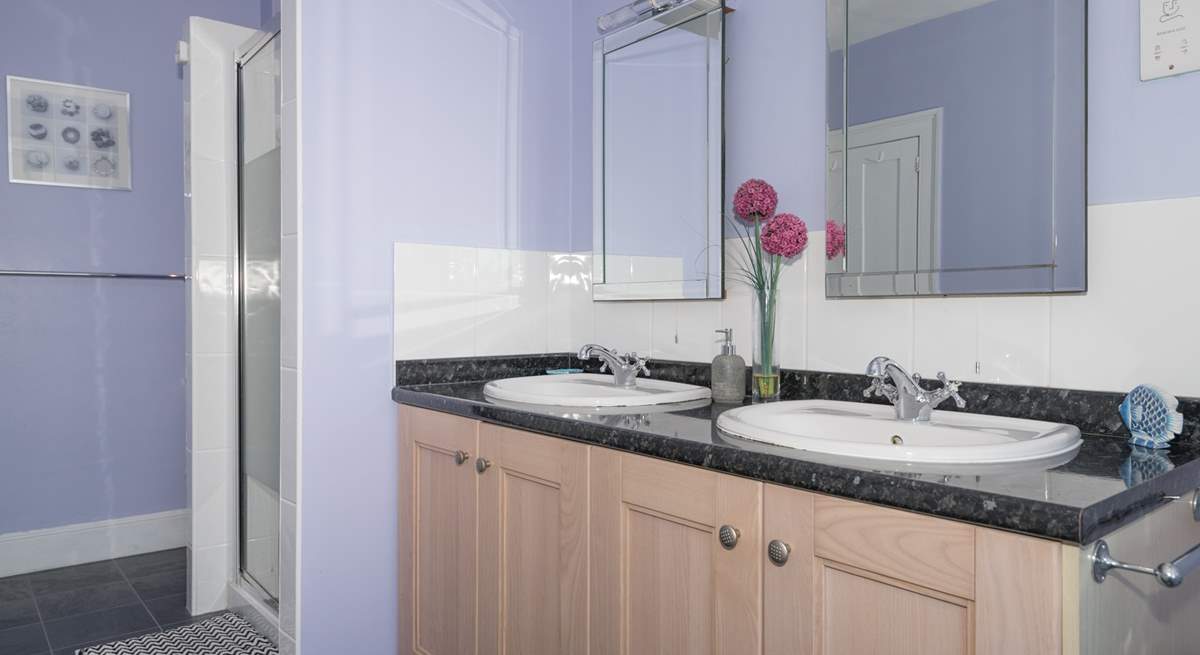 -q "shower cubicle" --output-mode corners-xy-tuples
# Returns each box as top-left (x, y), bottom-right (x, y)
(182, 15), (285, 623)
